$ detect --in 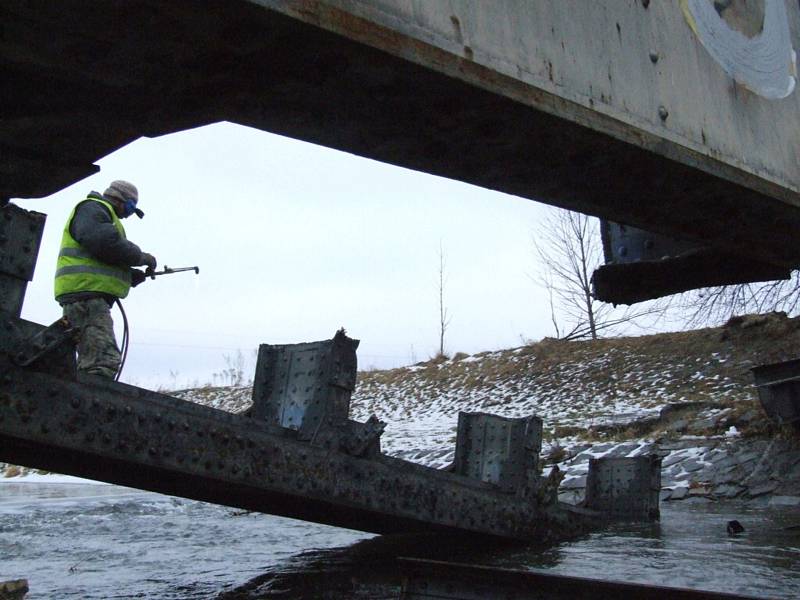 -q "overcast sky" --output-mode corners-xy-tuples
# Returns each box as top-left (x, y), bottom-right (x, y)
(16, 121), (558, 389)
